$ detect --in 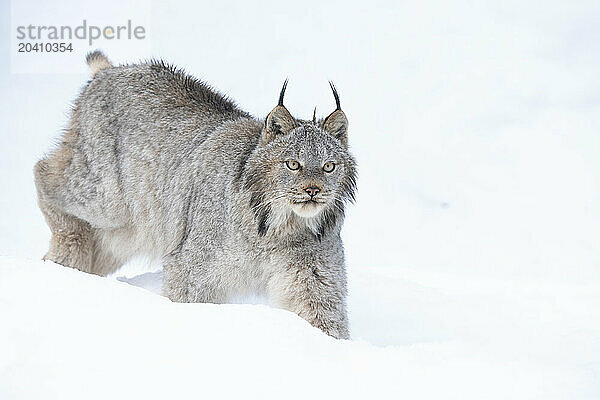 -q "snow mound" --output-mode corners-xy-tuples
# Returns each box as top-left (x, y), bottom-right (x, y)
(0, 257), (597, 399)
